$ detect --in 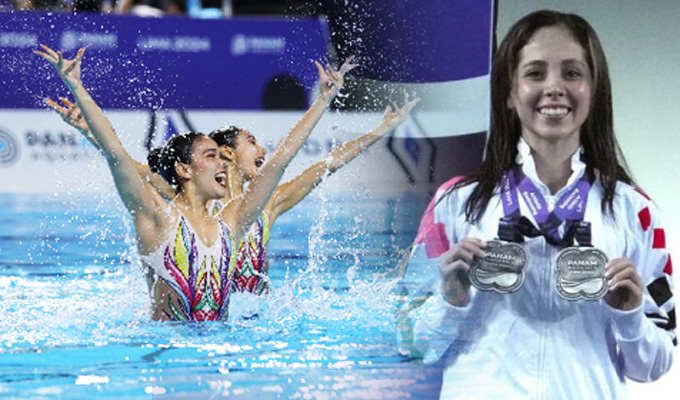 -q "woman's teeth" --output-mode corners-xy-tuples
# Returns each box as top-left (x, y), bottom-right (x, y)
(539, 107), (569, 116)
(215, 172), (226, 186)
